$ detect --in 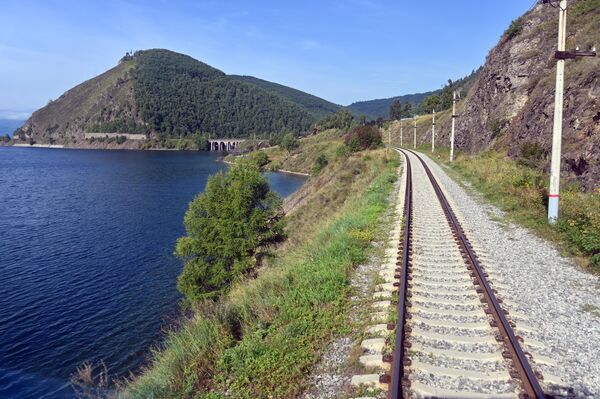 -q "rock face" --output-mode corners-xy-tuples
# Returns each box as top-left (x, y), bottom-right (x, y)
(18, 61), (140, 147)
(434, 0), (600, 190)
